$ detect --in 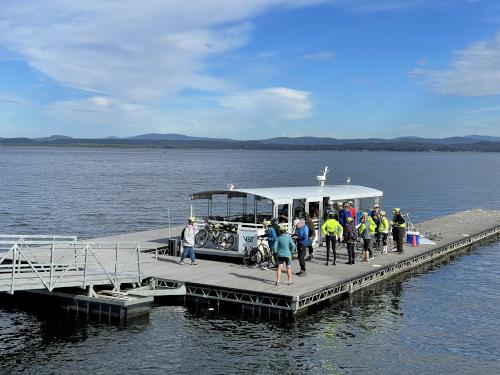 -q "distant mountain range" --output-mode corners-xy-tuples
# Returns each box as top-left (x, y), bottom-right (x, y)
(1, 133), (500, 152)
